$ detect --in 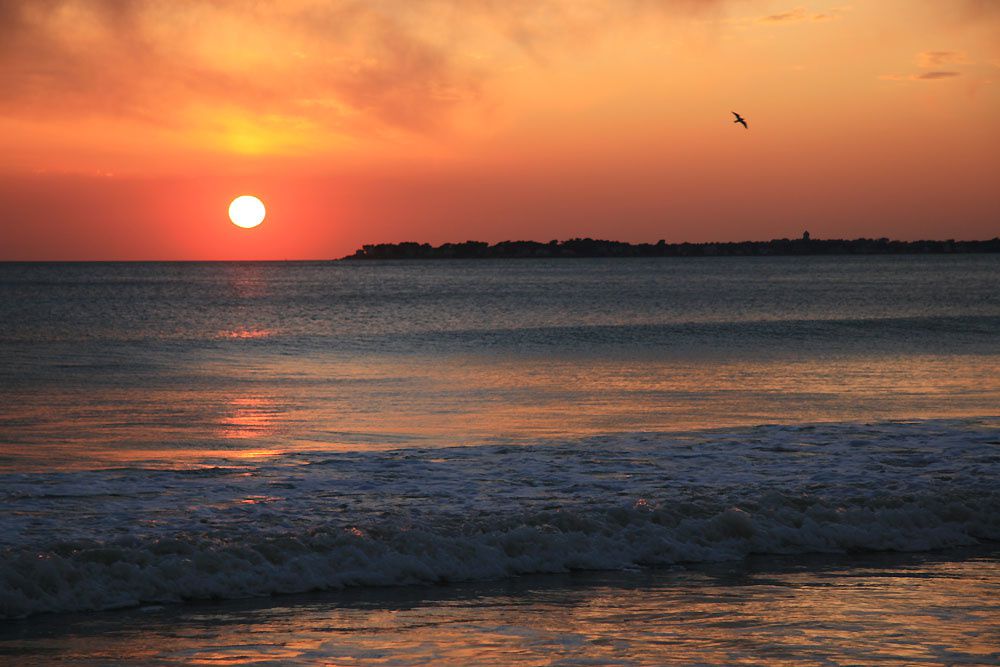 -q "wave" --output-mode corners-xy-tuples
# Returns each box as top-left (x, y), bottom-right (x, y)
(2, 419), (998, 619)
(2, 490), (997, 619)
